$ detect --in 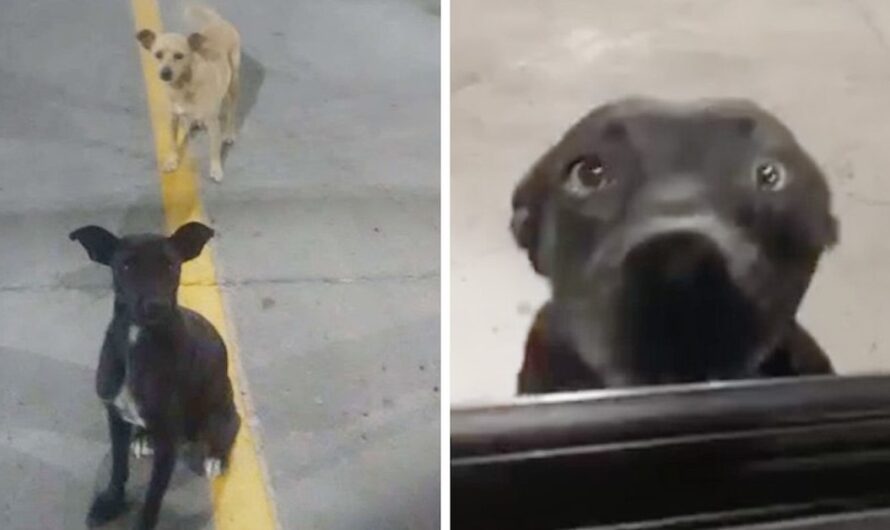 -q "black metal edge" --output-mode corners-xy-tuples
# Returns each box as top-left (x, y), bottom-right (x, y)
(577, 502), (890, 529)
(452, 375), (890, 458)
(577, 504), (890, 529)
(451, 375), (890, 529)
